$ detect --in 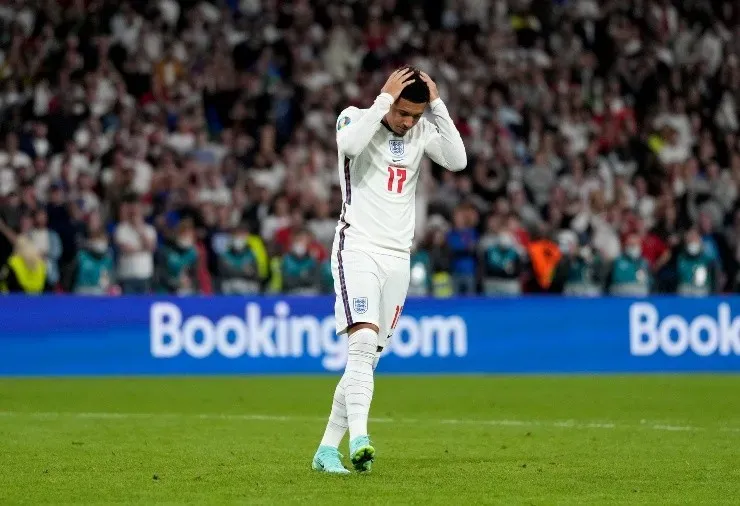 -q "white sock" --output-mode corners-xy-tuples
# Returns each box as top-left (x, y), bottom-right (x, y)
(344, 327), (378, 441)
(373, 346), (383, 371)
(319, 375), (348, 448)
